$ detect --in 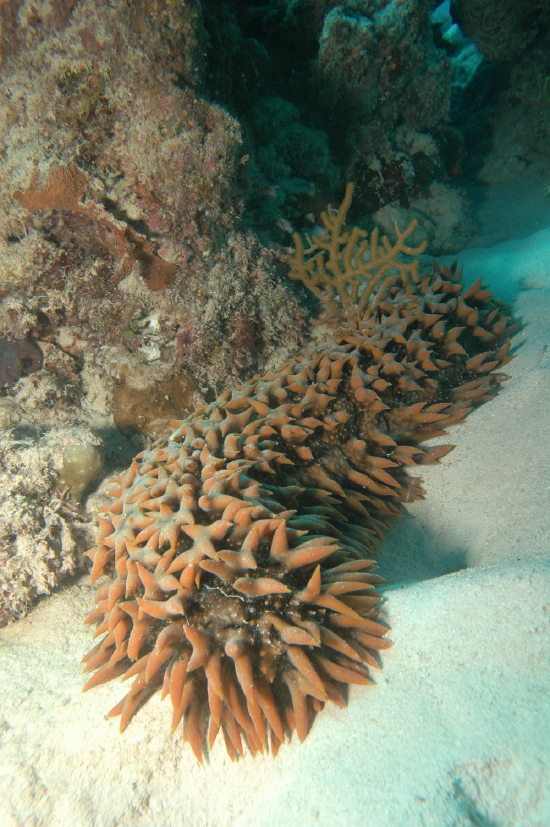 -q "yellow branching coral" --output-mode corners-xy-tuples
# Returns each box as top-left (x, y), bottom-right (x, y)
(288, 182), (427, 325)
